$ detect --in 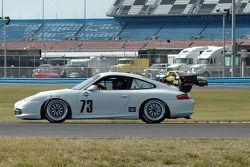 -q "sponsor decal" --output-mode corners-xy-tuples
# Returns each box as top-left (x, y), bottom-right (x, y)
(128, 107), (136, 112)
